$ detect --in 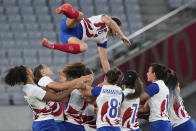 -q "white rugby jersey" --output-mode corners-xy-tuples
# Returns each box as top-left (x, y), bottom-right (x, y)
(22, 84), (53, 121)
(95, 85), (123, 129)
(120, 89), (140, 131)
(64, 89), (88, 125)
(82, 103), (97, 131)
(81, 15), (109, 44)
(168, 98), (190, 127)
(147, 80), (170, 122)
(38, 76), (65, 121)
